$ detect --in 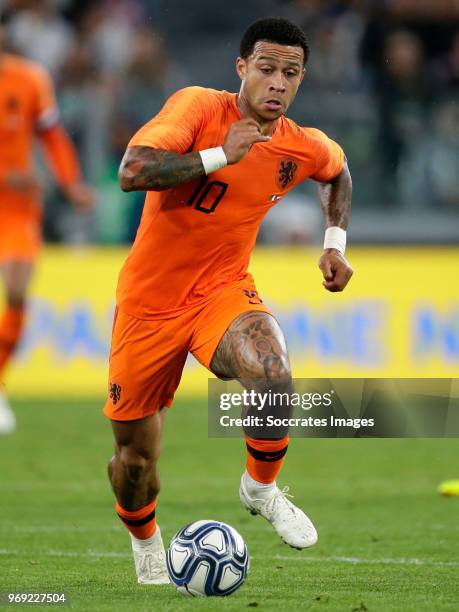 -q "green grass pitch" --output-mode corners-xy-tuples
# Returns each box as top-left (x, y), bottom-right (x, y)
(0, 396), (458, 611)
